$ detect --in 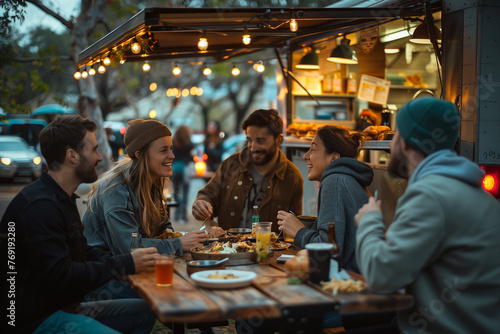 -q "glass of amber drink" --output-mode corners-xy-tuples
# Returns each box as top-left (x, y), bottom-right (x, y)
(155, 254), (175, 286)
(255, 222), (272, 265)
